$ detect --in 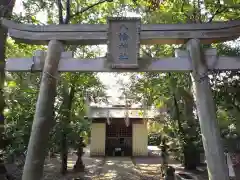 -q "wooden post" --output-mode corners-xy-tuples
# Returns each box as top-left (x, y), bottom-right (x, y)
(187, 39), (229, 180)
(22, 40), (63, 180)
